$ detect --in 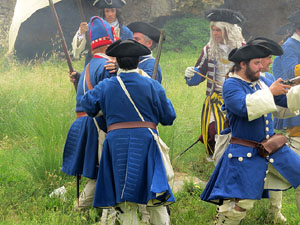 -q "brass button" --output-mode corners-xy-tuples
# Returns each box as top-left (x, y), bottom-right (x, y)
(266, 135), (270, 139)
(238, 157), (243, 162)
(247, 153), (252, 158)
(269, 158), (274, 163)
(228, 153), (233, 159)
(266, 120), (269, 125)
(265, 127), (269, 132)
